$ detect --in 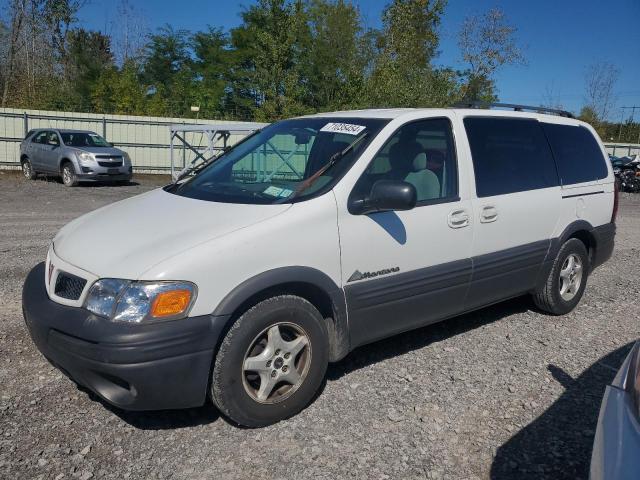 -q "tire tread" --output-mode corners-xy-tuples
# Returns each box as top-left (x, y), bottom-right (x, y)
(533, 238), (589, 315)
